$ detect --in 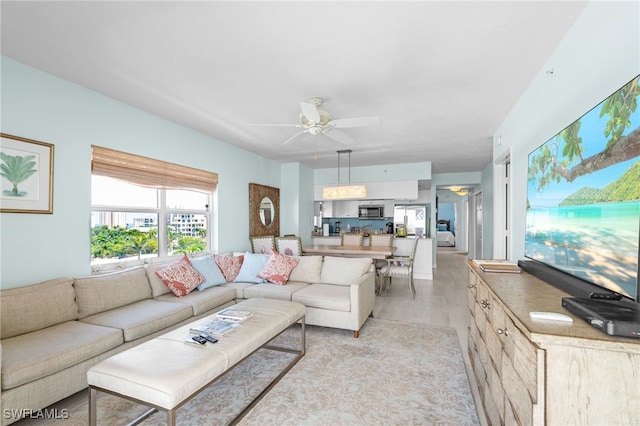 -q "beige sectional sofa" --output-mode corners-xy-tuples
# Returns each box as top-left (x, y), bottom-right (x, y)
(0, 254), (374, 425)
